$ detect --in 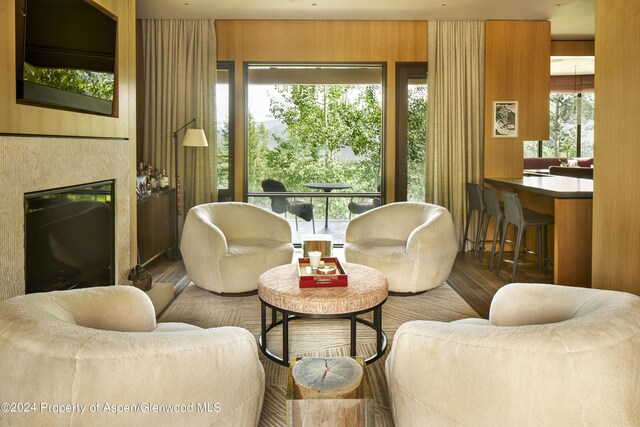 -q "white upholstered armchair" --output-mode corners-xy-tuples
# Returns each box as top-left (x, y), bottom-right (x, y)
(385, 283), (640, 426)
(344, 202), (458, 293)
(180, 202), (294, 294)
(0, 286), (265, 426)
